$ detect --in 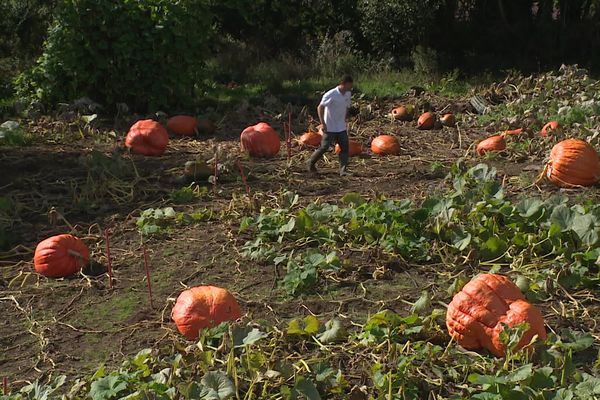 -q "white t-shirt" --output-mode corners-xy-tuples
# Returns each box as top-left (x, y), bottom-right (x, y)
(320, 87), (351, 133)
